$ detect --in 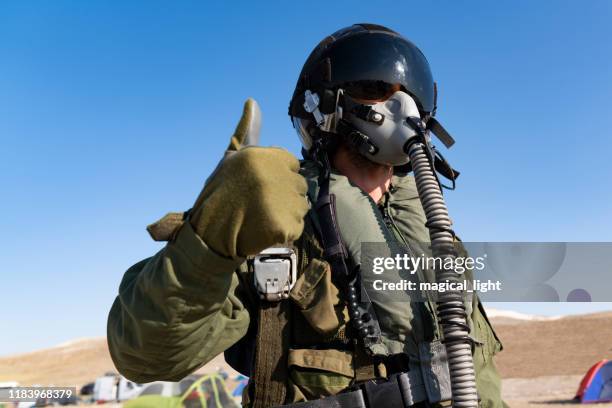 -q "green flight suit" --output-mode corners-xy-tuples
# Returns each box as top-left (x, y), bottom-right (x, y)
(107, 161), (505, 407)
